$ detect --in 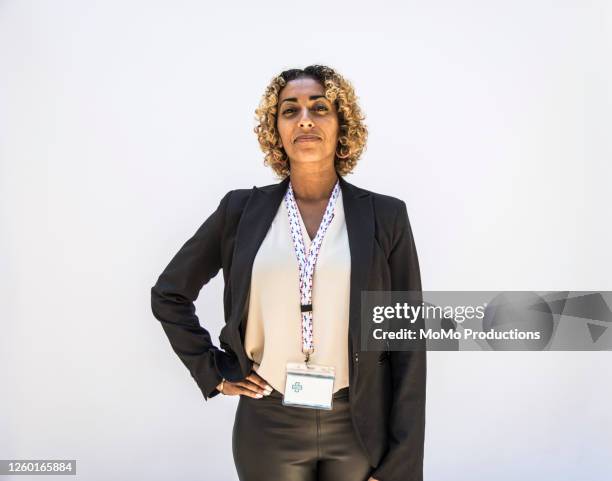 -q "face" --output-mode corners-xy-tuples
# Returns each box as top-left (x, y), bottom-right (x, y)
(276, 77), (340, 169)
